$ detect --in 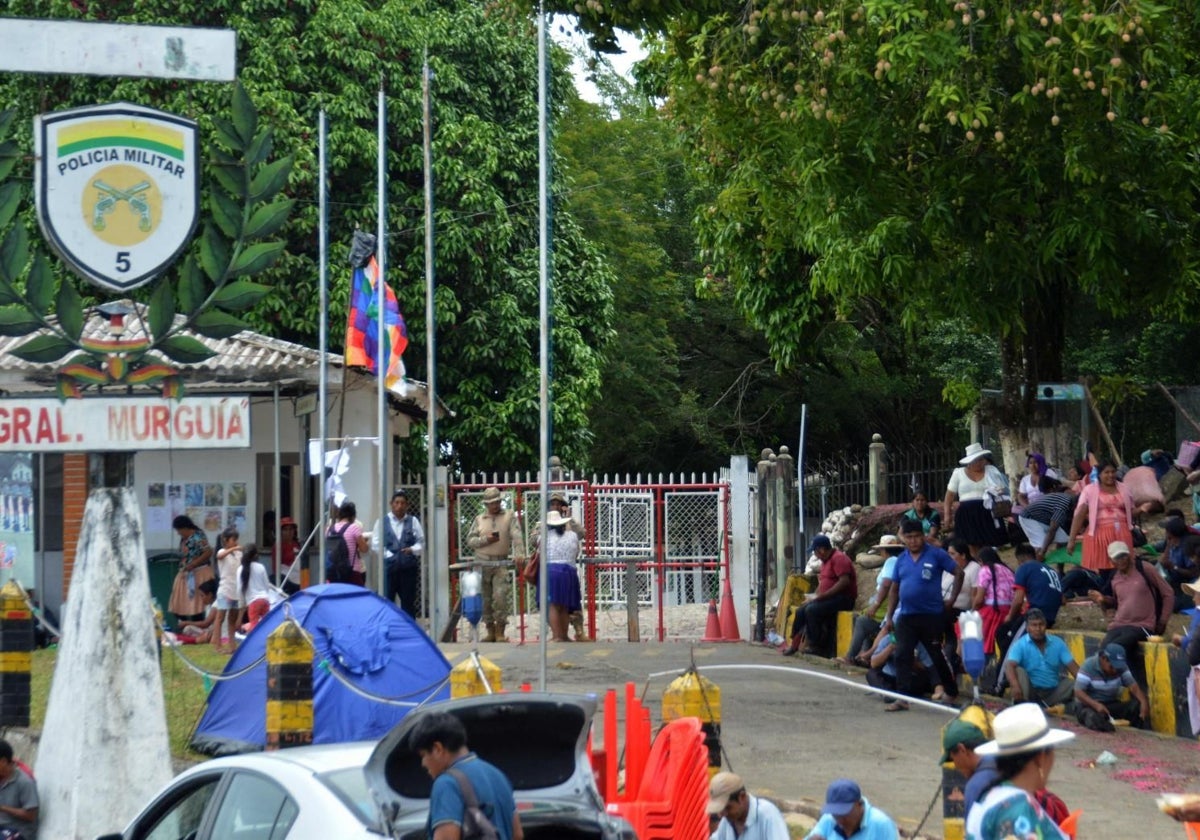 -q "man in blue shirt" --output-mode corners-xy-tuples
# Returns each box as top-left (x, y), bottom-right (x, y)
(1002, 608), (1078, 708)
(1074, 644), (1149, 731)
(409, 711), (523, 840)
(883, 519), (963, 711)
(805, 778), (898, 840)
